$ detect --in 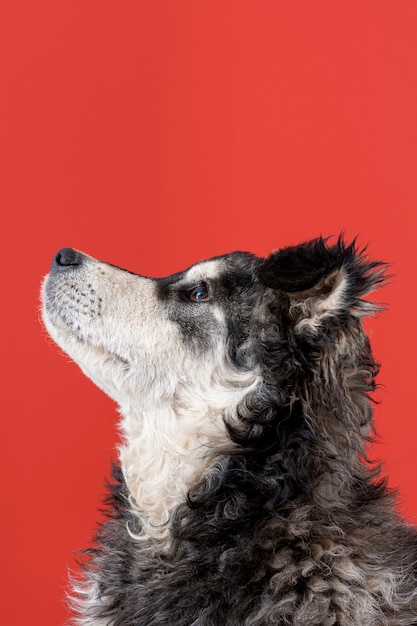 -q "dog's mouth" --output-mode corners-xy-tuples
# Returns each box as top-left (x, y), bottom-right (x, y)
(84, 341), (131, 368)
